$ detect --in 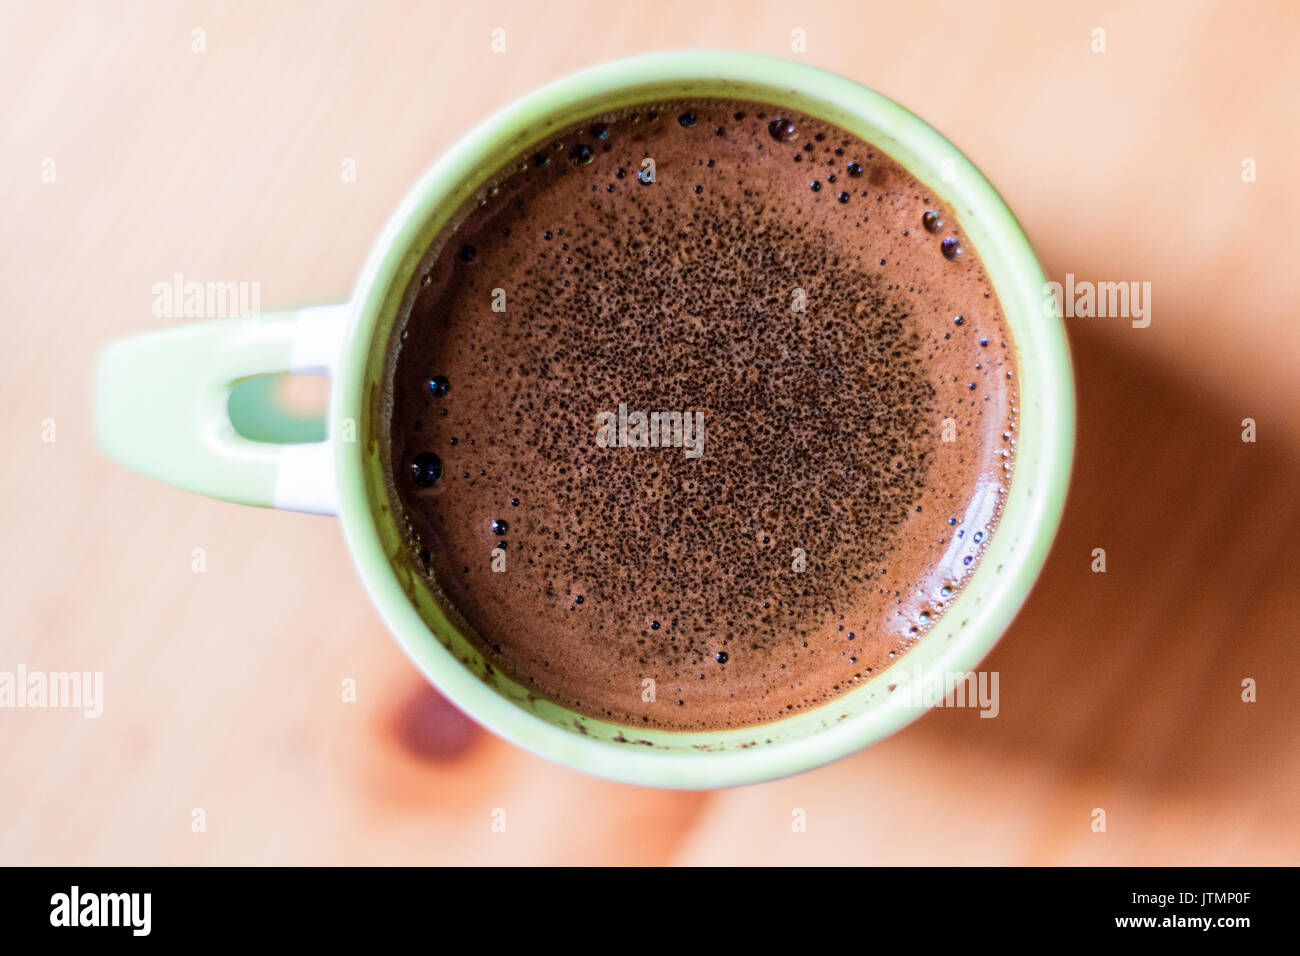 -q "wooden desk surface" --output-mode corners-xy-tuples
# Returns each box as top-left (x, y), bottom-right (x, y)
(1, 0), (1296, 864)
